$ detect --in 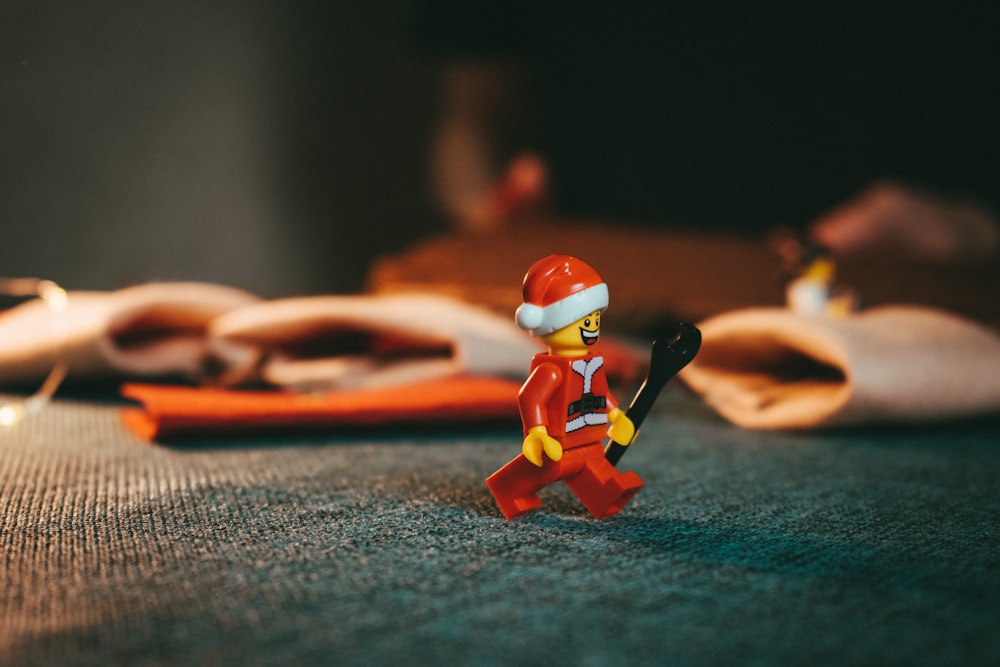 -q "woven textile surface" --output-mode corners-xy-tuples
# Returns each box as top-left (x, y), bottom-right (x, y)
(2, 389), (998, 666)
